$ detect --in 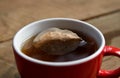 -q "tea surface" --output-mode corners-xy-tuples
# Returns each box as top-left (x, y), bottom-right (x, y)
(21, 30), (98, 62)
